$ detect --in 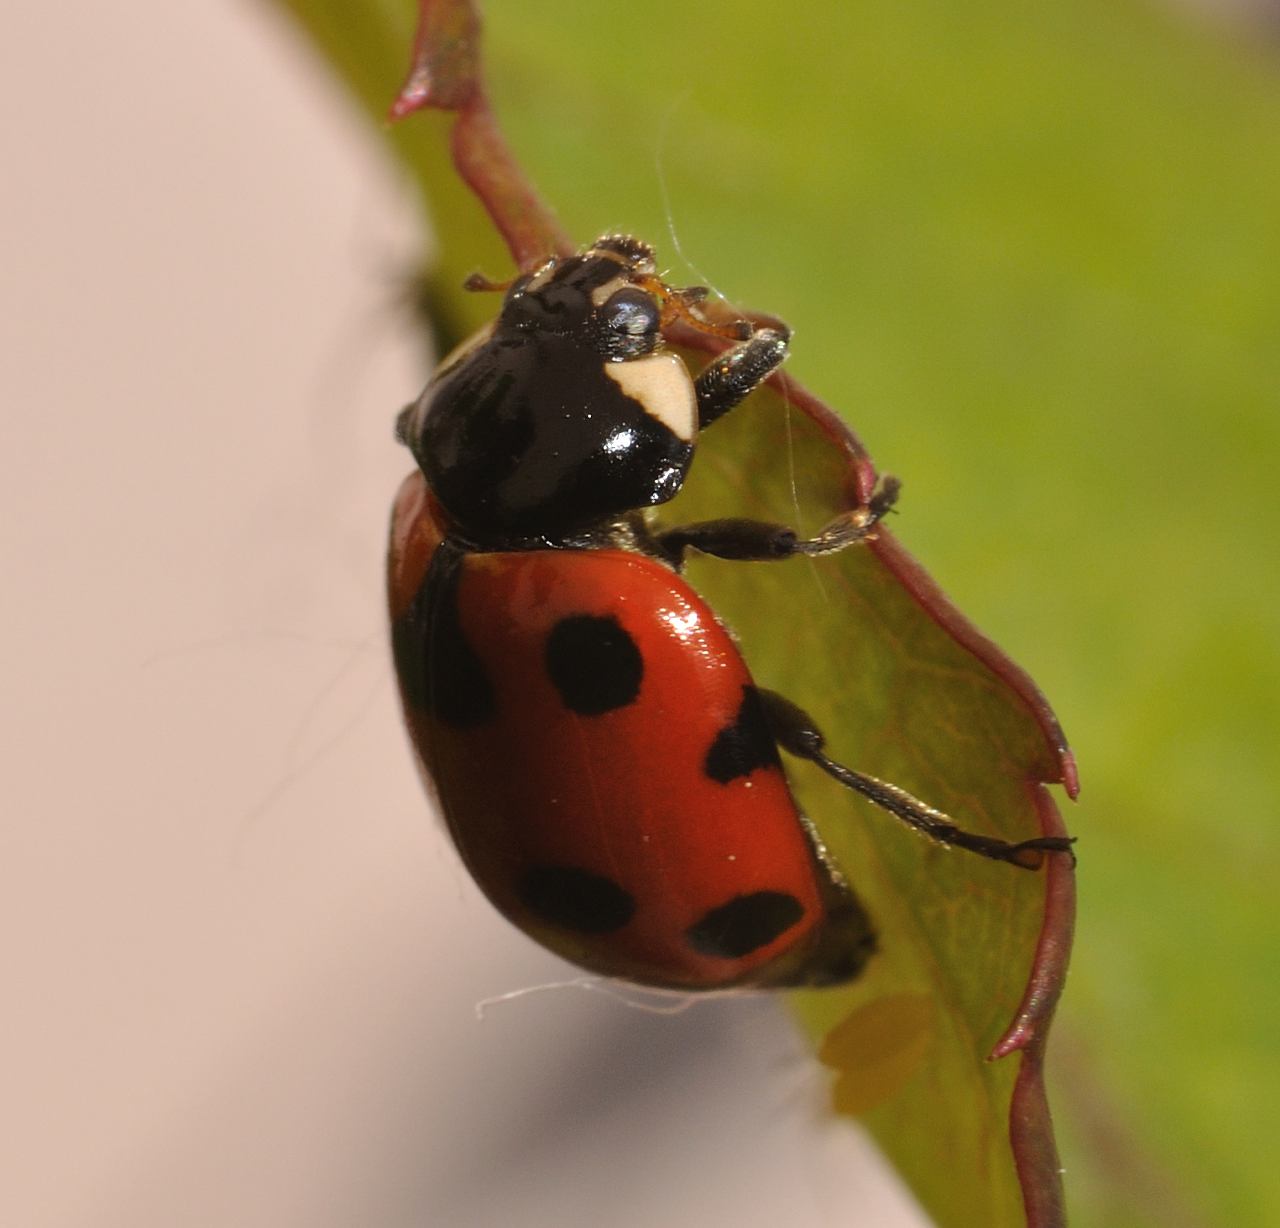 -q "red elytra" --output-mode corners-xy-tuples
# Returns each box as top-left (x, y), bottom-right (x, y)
(388, 472), (872, 990)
